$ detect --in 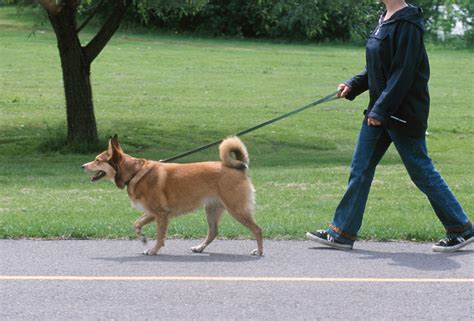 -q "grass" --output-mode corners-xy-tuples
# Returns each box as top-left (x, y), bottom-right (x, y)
(0, 7), (473, 241)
